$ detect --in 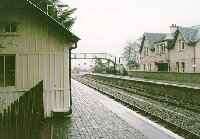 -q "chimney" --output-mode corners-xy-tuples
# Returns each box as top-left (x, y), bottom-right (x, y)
(170, 24), (178, 34)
